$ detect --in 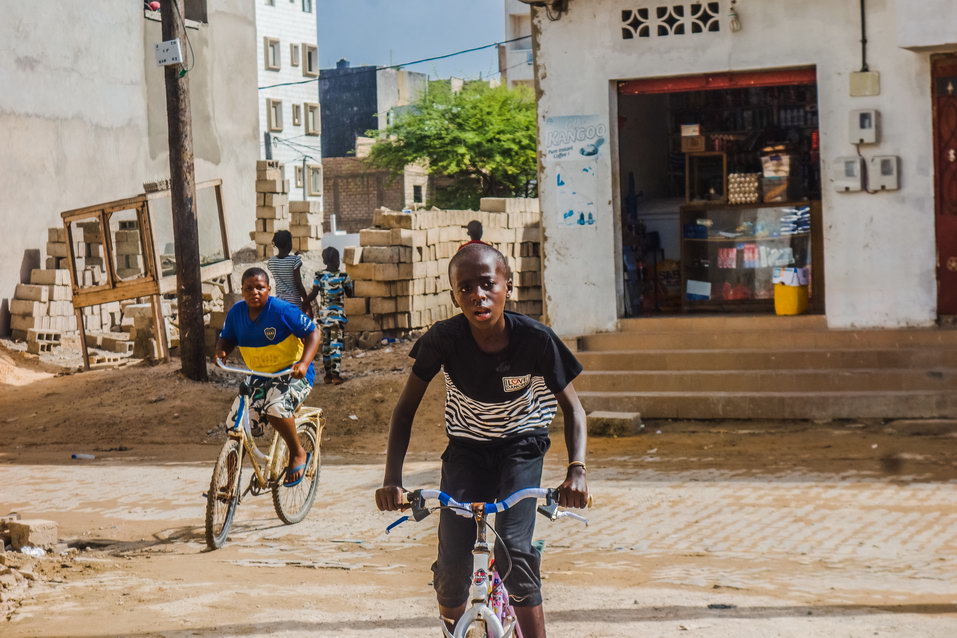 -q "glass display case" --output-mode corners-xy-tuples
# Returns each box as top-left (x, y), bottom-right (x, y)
(679, 201), (820, 310)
